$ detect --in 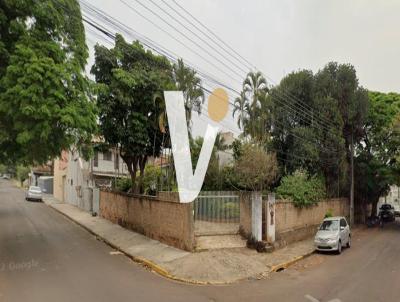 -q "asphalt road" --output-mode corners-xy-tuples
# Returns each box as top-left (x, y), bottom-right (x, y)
(1, 179), (399, 302)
